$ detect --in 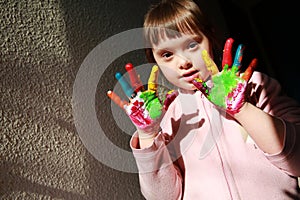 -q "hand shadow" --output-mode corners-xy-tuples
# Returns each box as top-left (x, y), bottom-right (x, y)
(160, 109), (204, 179)
(163, 109), (205, 162)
